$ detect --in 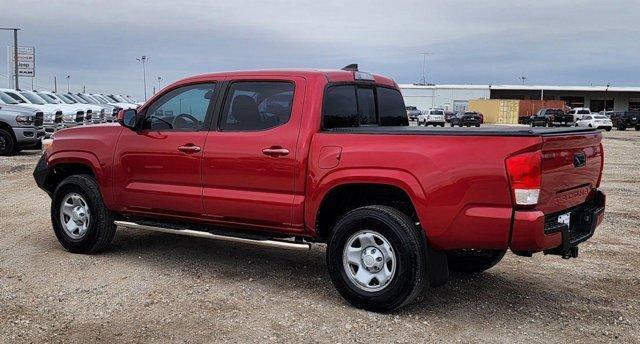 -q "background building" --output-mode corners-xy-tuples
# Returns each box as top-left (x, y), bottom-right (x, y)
(400, 84), (640, 112)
